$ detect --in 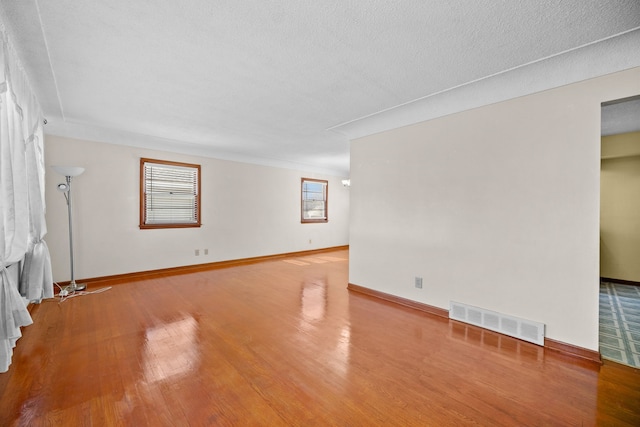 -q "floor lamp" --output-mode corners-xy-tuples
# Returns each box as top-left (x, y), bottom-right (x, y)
(52, 165), (87, 292)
